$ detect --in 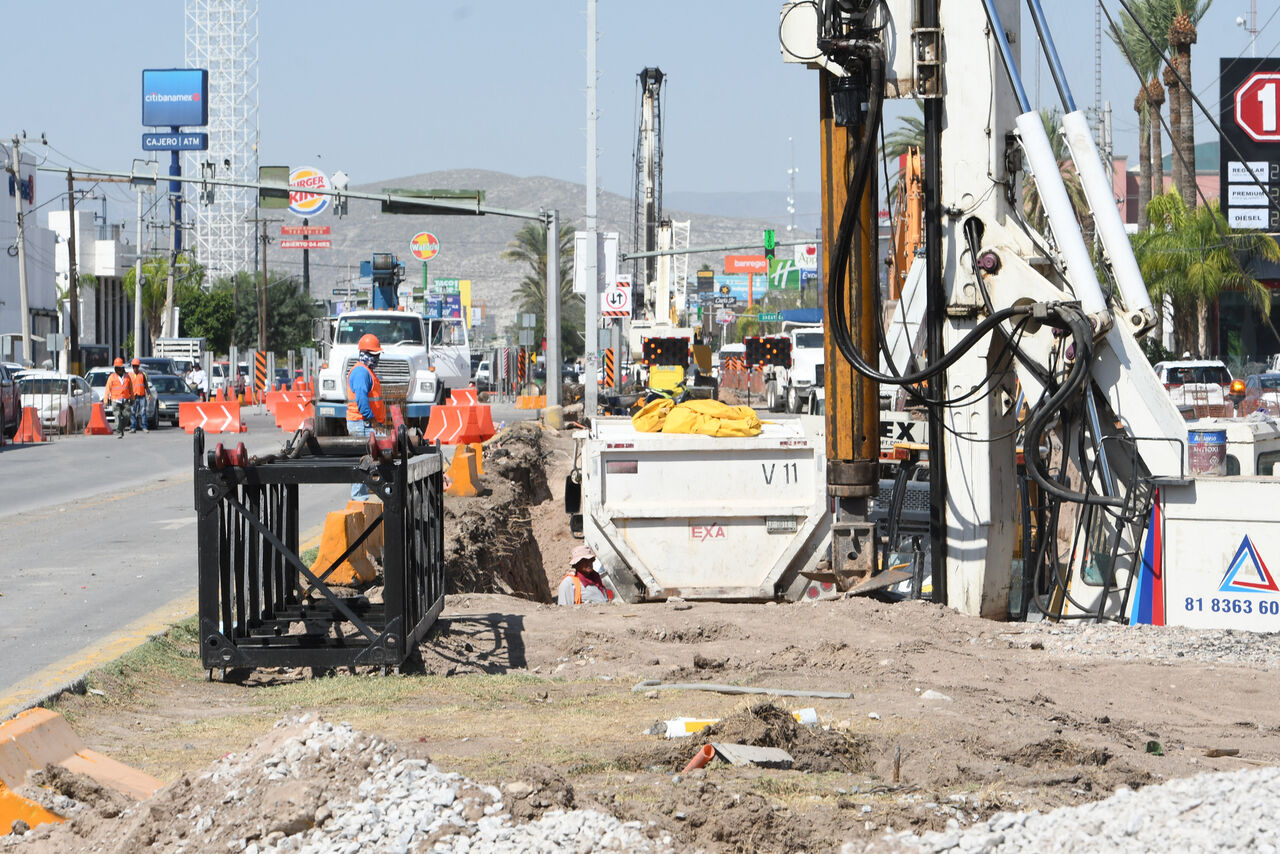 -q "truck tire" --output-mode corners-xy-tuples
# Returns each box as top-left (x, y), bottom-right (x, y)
(314, 415), (341, 437)
(786, 387), (801, 414)
(765, 382), (780, 412)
